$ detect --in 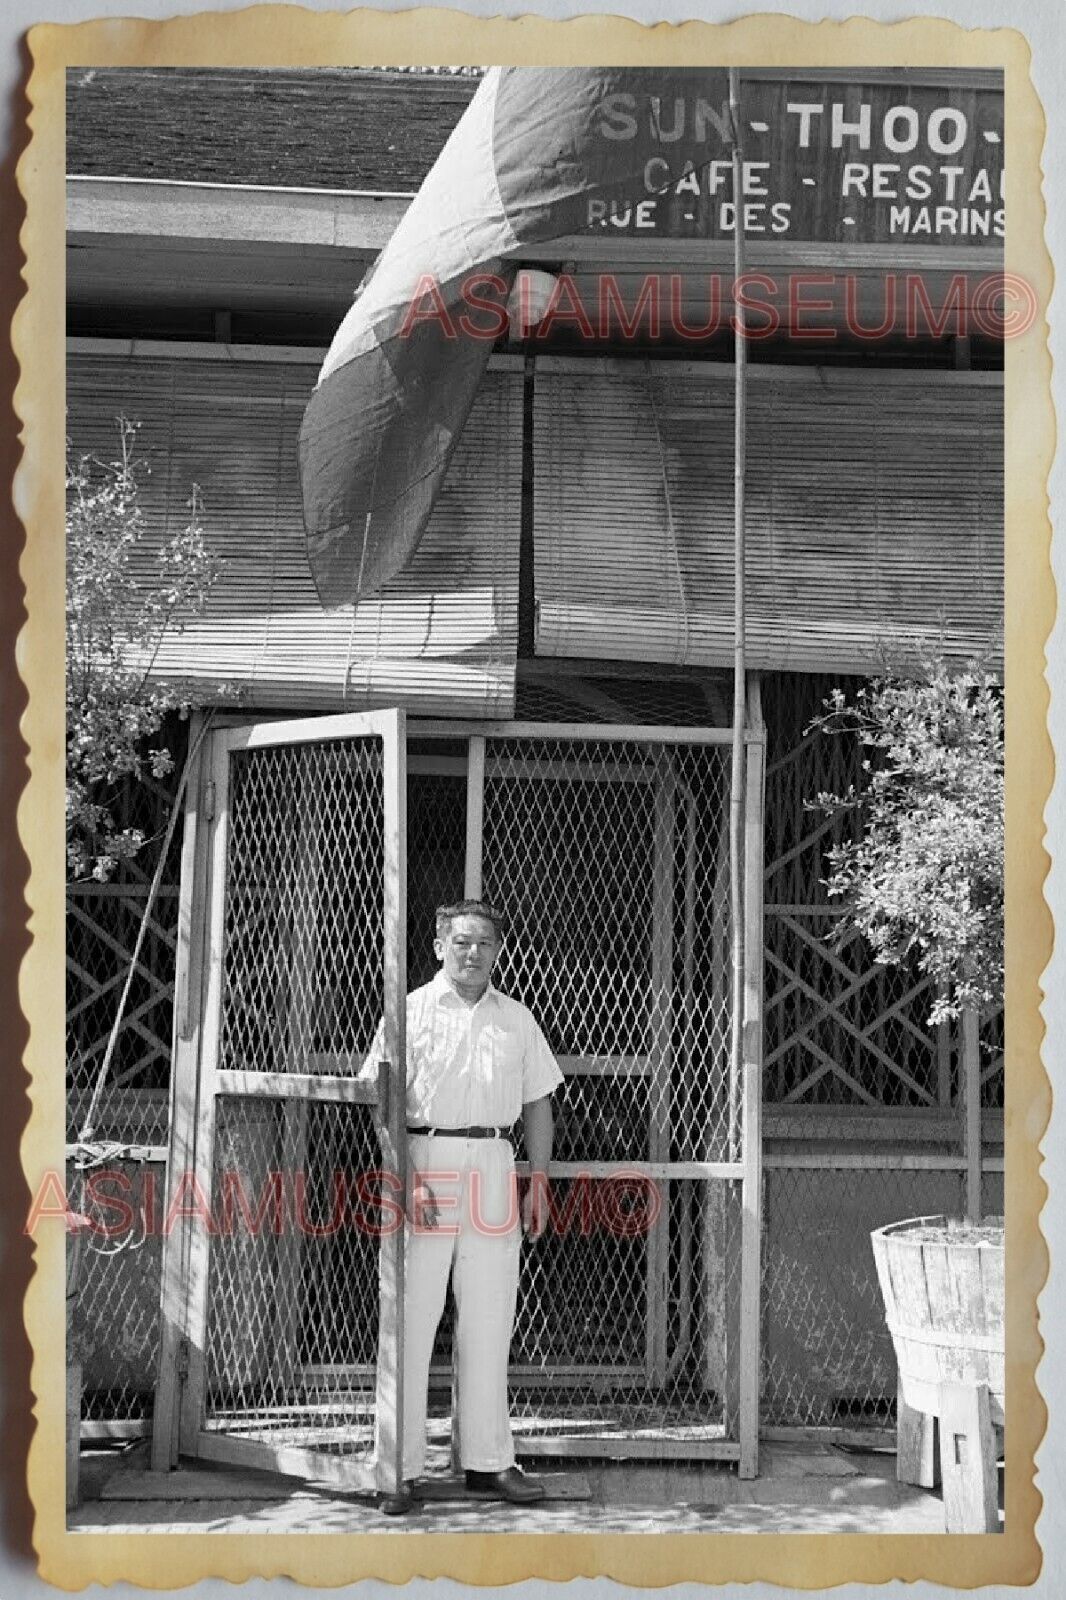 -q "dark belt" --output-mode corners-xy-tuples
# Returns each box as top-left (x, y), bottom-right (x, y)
(406, 1124), (511, 1140)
